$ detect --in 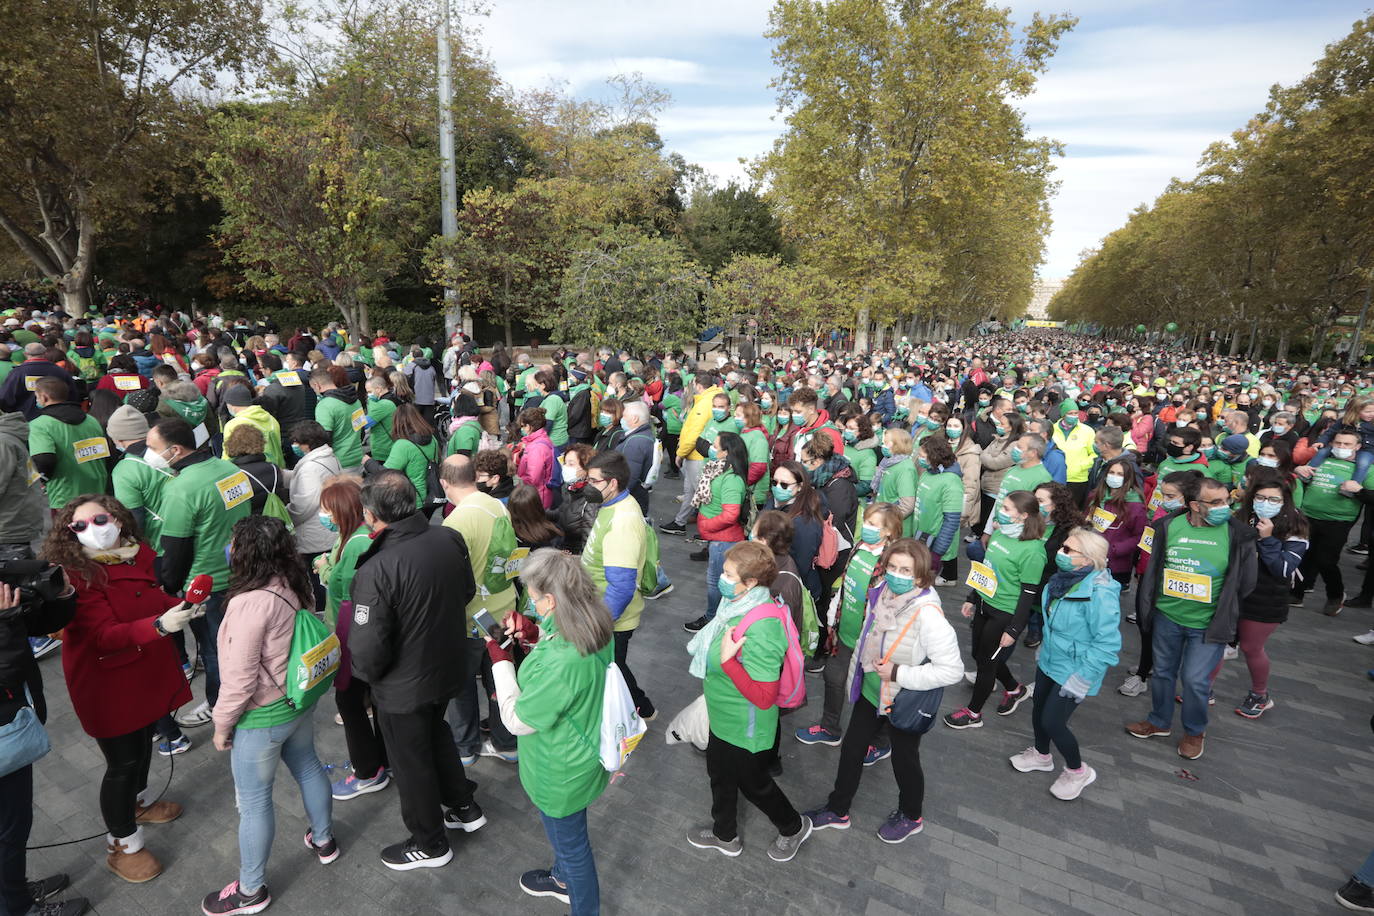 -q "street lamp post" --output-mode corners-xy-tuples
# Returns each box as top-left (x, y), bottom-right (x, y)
(437, 0), (463, 339)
